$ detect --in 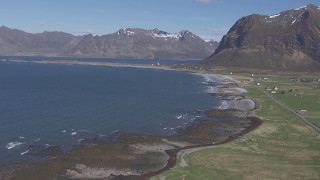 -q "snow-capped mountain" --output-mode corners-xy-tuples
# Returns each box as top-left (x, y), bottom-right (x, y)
(205, 39), (220, 49)
(65, 28), (216, 59)
(0, 26), (217, 60)
(262, 5), (317, 26)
